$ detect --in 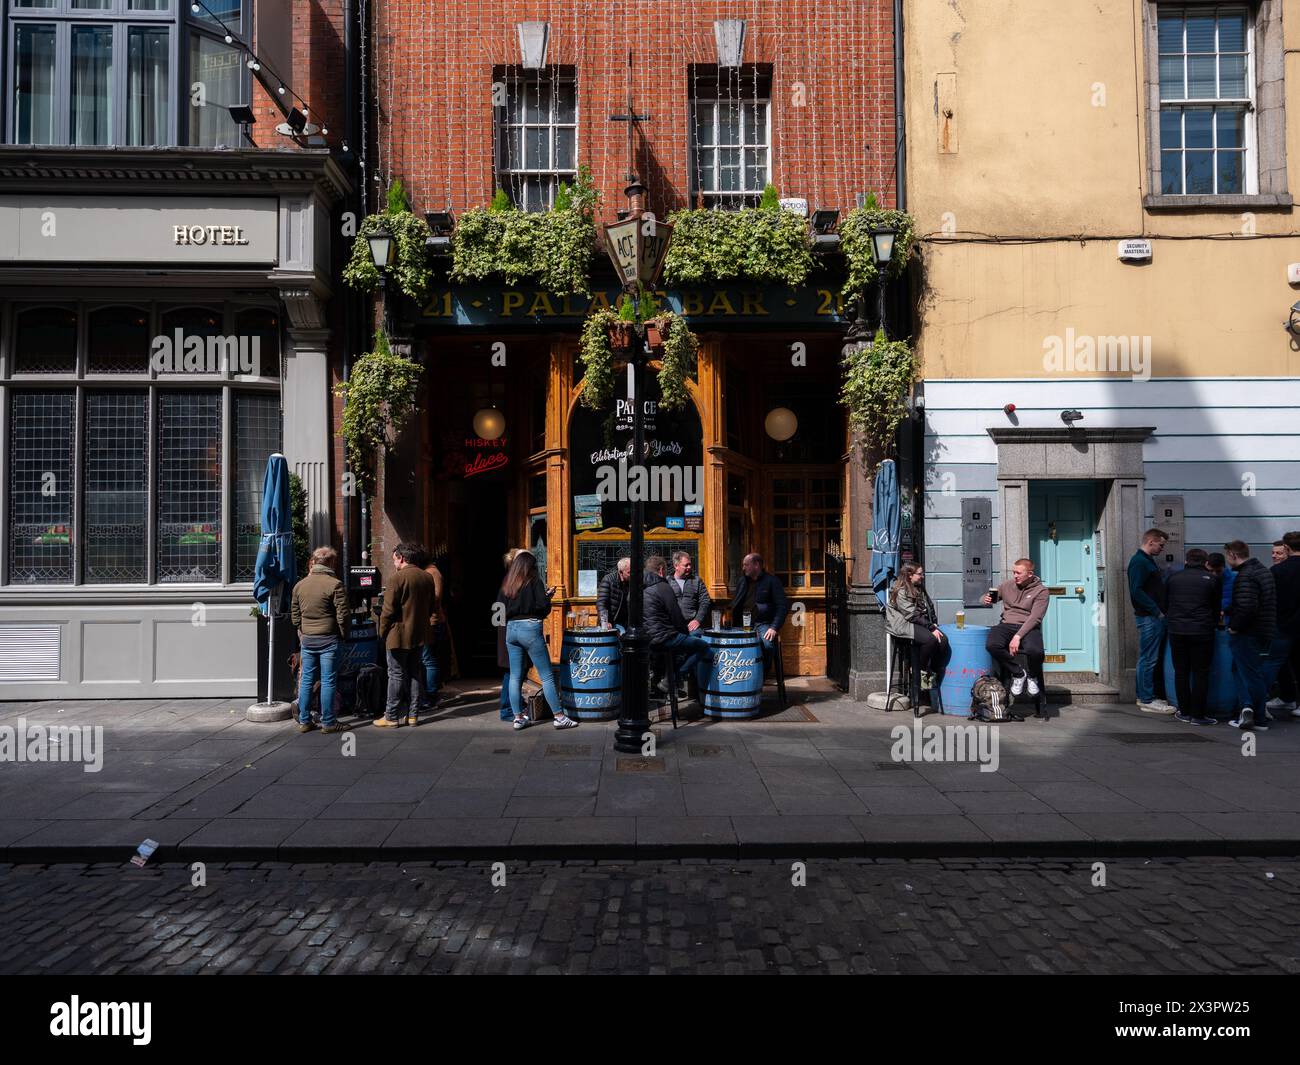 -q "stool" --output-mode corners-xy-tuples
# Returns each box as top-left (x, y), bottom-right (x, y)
(651, 647), (683, 729)
(1000, 654), (1047, 719)
(765, 631), (789, 709)
(886, 632), (945, 718)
